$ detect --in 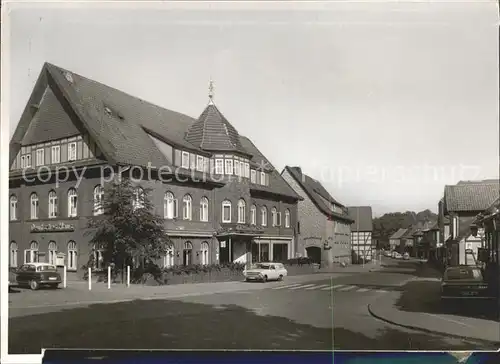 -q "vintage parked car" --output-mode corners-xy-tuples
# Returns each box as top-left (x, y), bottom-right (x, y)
(403, 252), (410, 260)
(16, 263), (62, 290)
(244, 262), (288, 282)
(441, 265), (492, 301)
(393, 252), (402, 259)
